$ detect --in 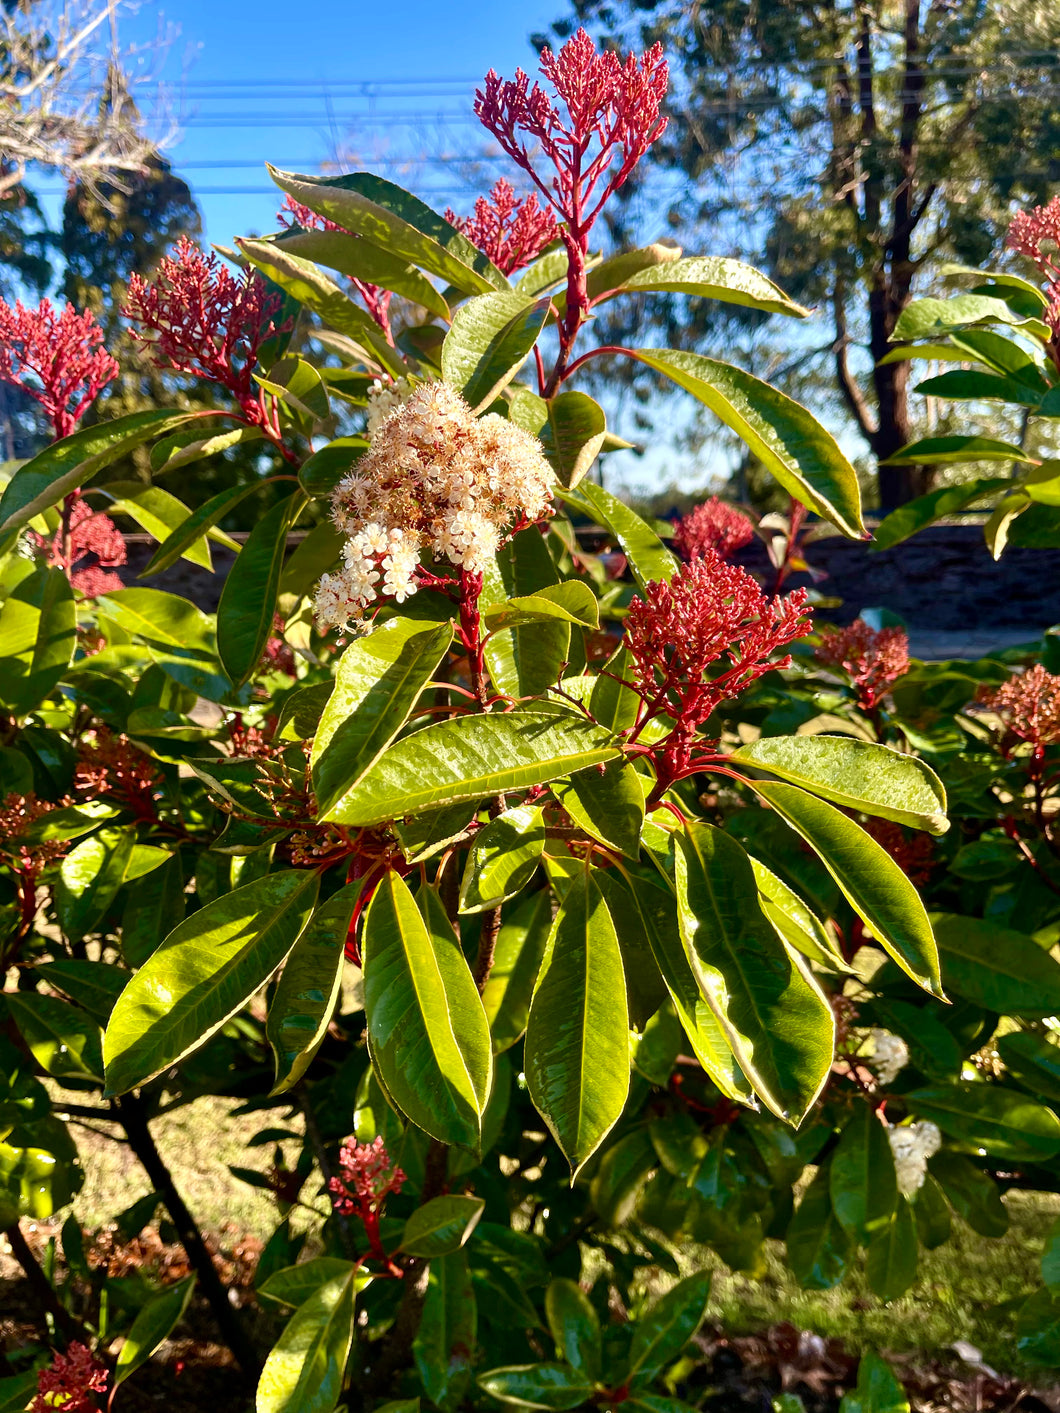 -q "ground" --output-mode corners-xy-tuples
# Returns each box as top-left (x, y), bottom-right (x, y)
(3, 1094), (1059, 1411)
